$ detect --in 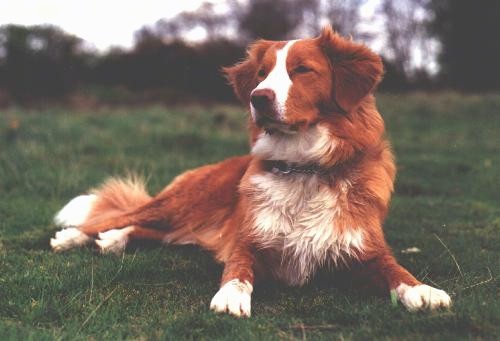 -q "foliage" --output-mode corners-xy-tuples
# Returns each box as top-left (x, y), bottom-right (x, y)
(429, 0), (500, 90)
(0, 94), (499, 339)
(0, 24), (84, 101)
